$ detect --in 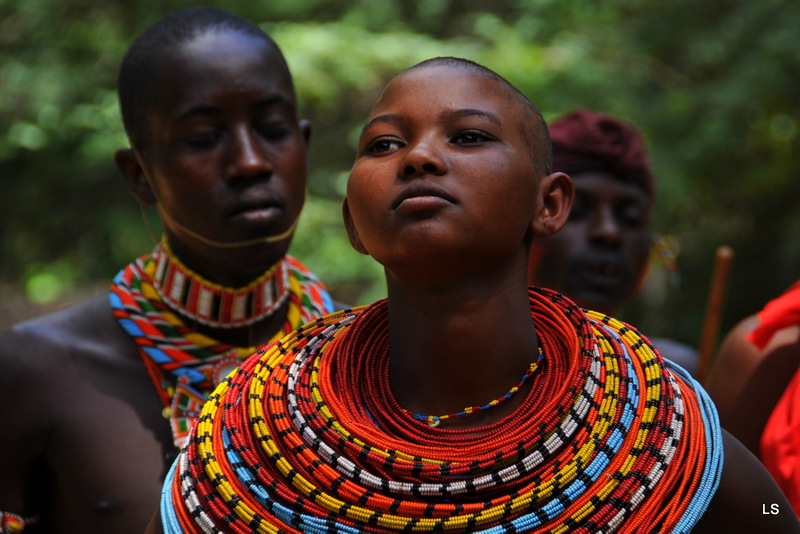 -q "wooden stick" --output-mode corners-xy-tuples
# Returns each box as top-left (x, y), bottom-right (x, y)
(697, 245), (734, 384)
